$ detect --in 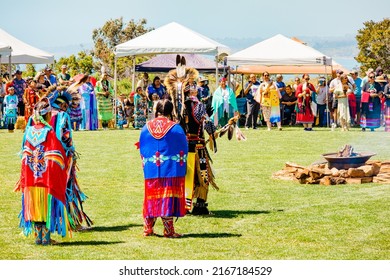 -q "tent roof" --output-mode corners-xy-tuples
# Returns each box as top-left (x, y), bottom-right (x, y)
(230, 60), (349, 75)
(0, 28), (54, 64)
(227, 34), (332, 66)
(135, 53), (224, 73)
(115, 22), (231, 57)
